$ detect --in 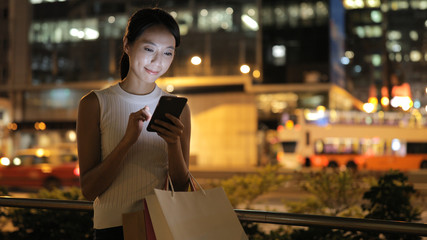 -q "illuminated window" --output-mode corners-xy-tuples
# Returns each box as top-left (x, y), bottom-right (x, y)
(197, 8), (233, 32)
(272, 45), (286, 66)
(174, 10), (193, 36)
(241, 5), (259, 31)
(370, 10), (382, 23)
(300, 2), (315, 21)
(274, 7), (287, 27)
(288, 4), (299, 27)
